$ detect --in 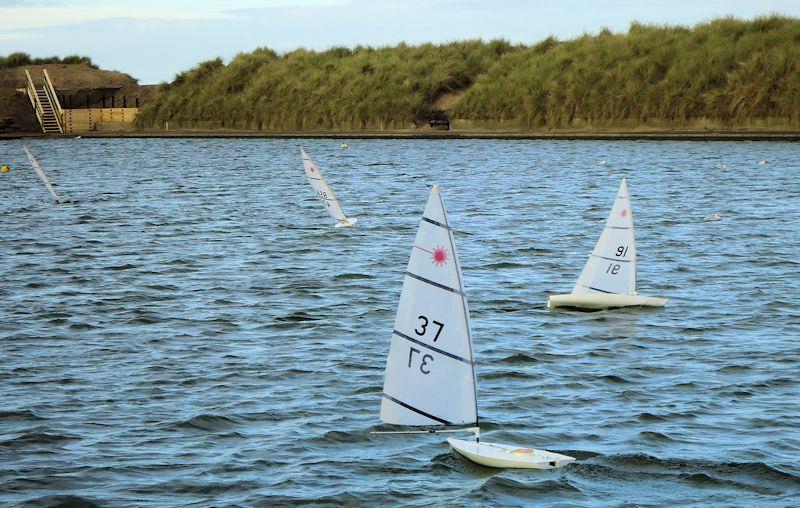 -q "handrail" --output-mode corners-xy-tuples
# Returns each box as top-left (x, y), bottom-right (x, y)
(42, 69), (63, 133)
(24, 69), (45, 131)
